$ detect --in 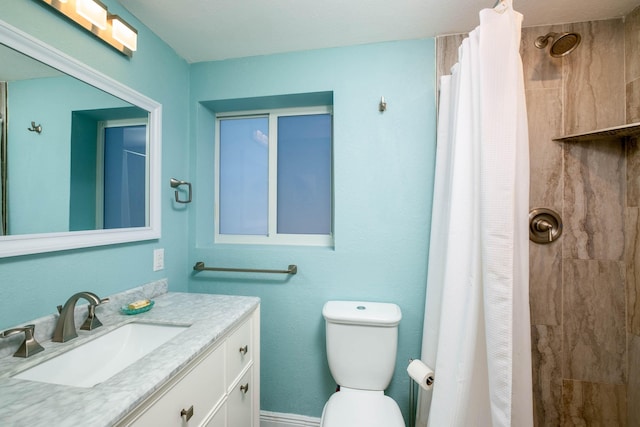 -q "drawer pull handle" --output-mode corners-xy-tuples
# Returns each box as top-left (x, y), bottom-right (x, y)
(240, 383), (250, 394)
(181, 405), (194, 422)
(239, 345), (248, 355)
